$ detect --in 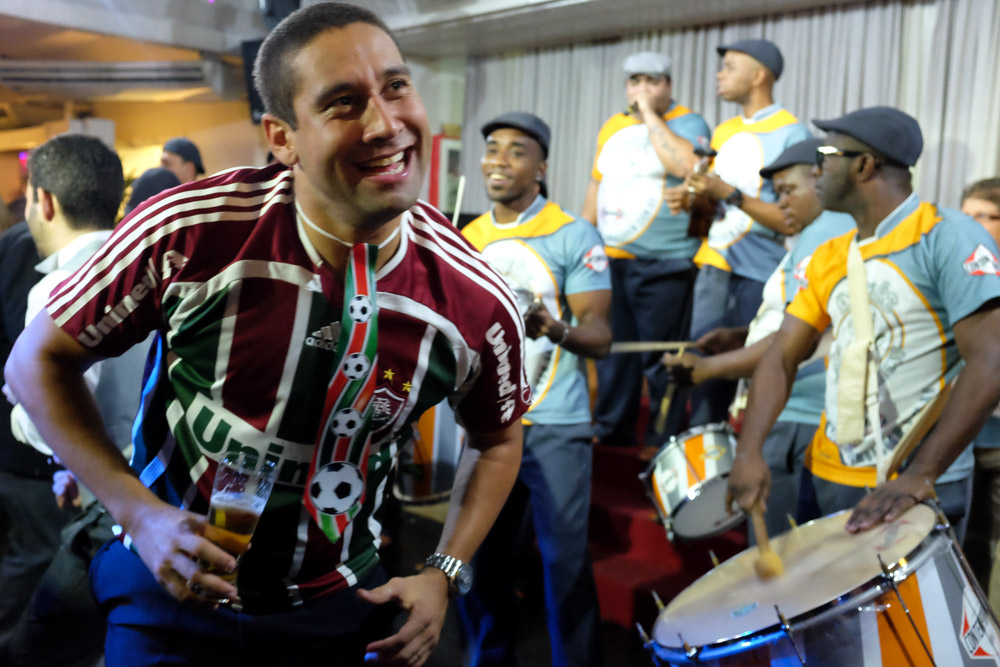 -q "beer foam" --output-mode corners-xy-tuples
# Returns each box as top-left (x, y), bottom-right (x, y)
(210, 491), (267, 515)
